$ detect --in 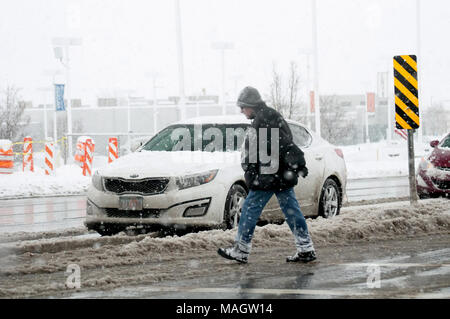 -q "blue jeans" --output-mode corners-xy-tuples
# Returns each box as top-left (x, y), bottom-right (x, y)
(235, 188), (314, 254)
